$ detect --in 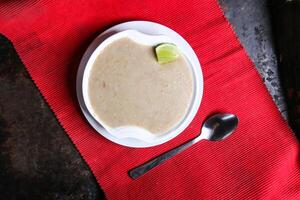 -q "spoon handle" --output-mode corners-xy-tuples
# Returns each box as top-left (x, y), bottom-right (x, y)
(129, 137), (201, 179)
